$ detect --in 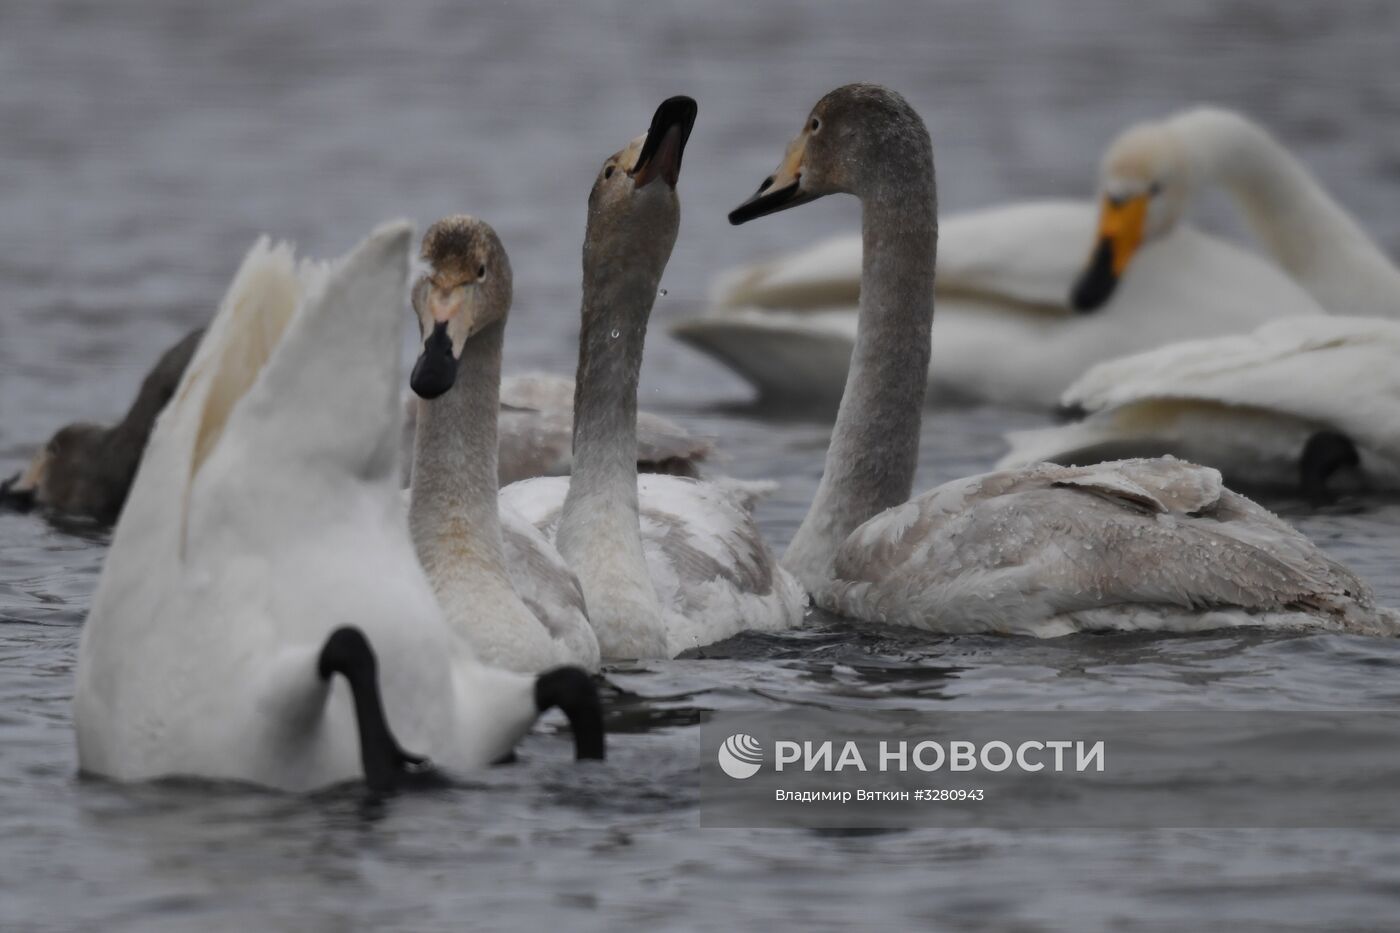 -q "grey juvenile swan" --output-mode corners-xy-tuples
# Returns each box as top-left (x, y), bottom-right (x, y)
(408, 216), (601, 674)
(499, 96), (805, 658)
(728, 83), (1399, 637)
